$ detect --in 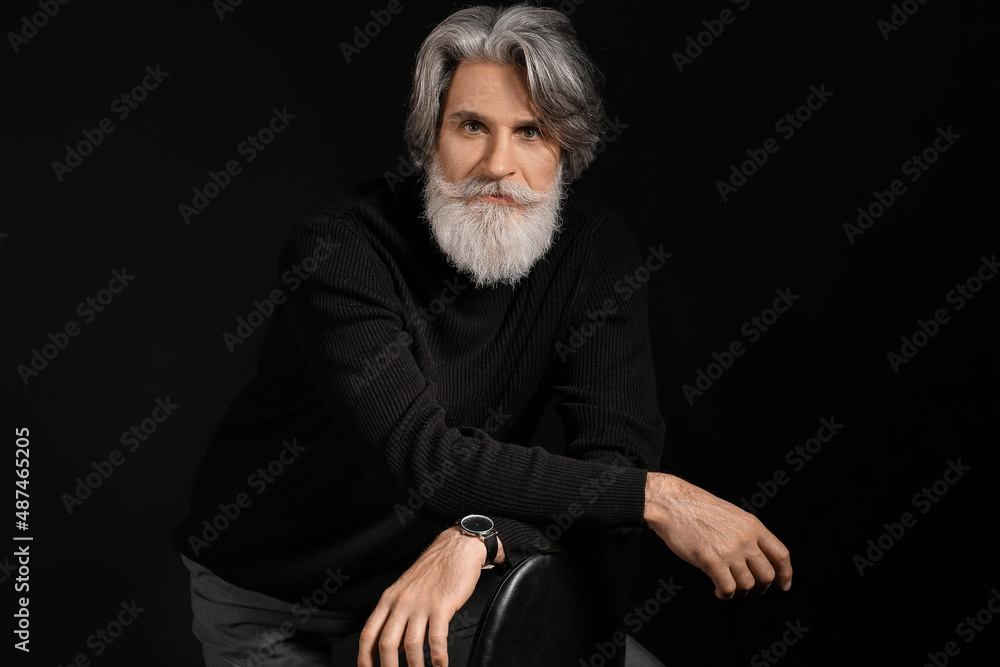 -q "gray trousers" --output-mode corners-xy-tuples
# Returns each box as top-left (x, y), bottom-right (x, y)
(182, 554), (500, 666)
(182, 555), (663, 667)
